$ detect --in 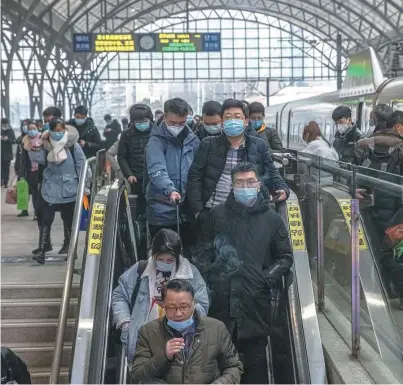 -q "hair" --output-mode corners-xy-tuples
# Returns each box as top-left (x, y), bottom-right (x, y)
(43, 106), (62, 118)
(74, 105), (88, 115)
(129, 103), (153, 122)
(121, 117), (129, 125)
(372, 103), (393, 130)
(187, 104), (194, 115)
(202, 101), (221, 116)
(248, 101), (265, 116)
(35, 119), (43, 125)
(161, 279), (195, 301)
(332, 106), (351, 122)
(1, 118), (8, 125)
(151, 228), (182, 267)
(49, 118), (65, 131)
(155, 109), (163, 116)
(164, 98), (189, 116)
(231, 161), (259, 181)
(386, 110), (403, 129)
(220, 99), (249, 118)
(104, 114), (112, 121)
(303, 121), (331, 147)
(241, 100), (250, 106)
